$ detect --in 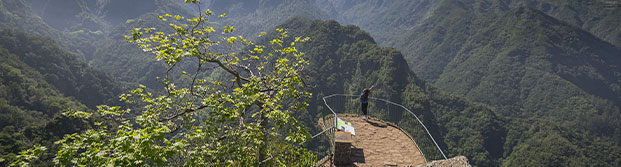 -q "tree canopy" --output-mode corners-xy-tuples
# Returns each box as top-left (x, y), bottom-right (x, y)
(13, 1), (315, 166)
